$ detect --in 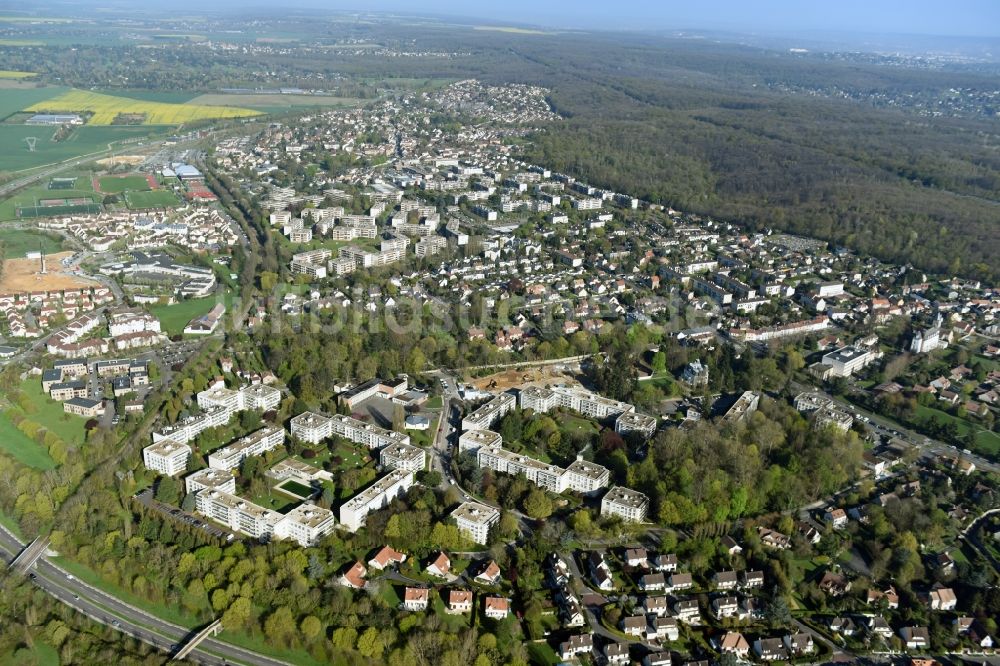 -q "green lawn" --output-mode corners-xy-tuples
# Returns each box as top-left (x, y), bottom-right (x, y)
(150, 293), (227, 336)
(526, 641), (560, 666)
(125, 189), (179, 210)
(914, 404), (1000, 457)
(98, 174), (150, 193)
(3, 641), (59, 666)
(276, 479), (315, 499)
(20, 378), (87, 445)
(0, 228), (64, 257)
(250, 489), (297, 514)
(0, 415), (57, 469)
